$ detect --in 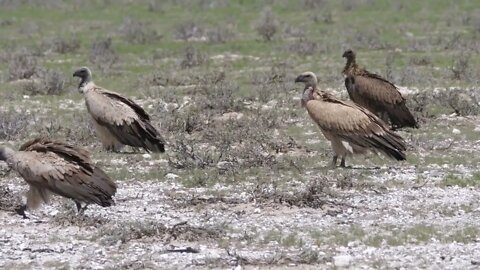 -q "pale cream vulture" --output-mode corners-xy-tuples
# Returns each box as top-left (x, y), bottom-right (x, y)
(342, 49), (418, 130)
(73, 67), (165, 153)
(295, 71), (407, 168)
(0, 138), (116, 218)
